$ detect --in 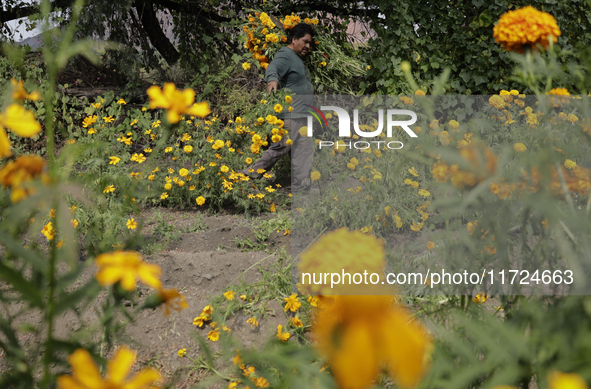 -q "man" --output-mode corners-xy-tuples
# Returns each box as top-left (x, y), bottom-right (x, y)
(243, 23), (315, 192)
